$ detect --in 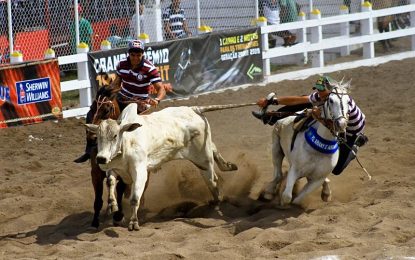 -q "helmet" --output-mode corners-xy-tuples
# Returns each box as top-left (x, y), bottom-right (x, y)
(128, 39), (145, 53)
(313, 75), (334, 91)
